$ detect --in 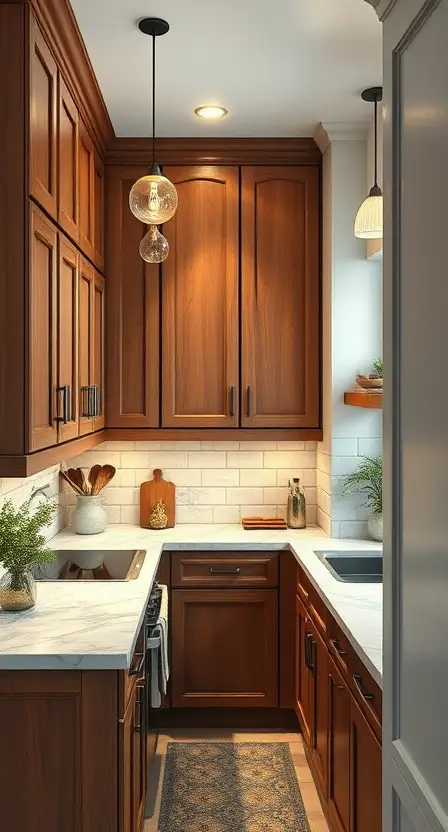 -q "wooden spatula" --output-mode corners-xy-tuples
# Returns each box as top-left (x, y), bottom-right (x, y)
(88, 464), (102, 495)
(67, 468), (86, 494)
(60, 469), (84, 496)
(92, 464), (116, 495)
